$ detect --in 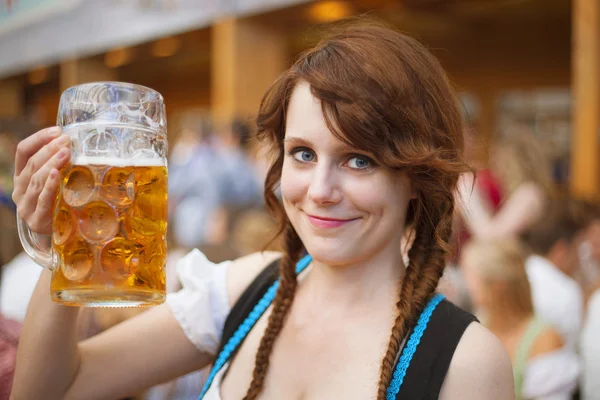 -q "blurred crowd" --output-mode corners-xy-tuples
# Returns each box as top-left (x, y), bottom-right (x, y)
(1, 110), (600, 400)
(446, 121), (600, 400)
